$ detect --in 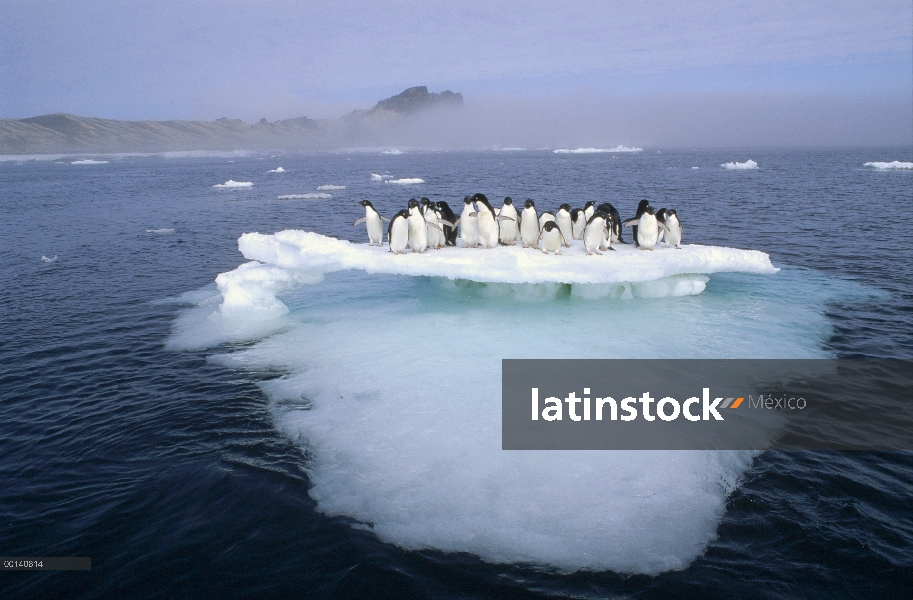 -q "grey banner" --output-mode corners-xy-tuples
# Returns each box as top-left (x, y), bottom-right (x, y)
(2, 557), (91, 570)
(502, 359), (913, 450)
